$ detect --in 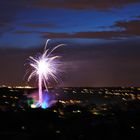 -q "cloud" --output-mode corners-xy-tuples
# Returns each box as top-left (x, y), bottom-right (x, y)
(14, 30), (38, 34)
(23, 23), (55, 28)
(0, 0), (30, 35)
(14, 17), (140, 39)
(113, 18), (140, 36)
(1, 0), (140, 37)
(132, 15), (140, 18)
(15, 30), (122, 39)
(41, 31), (125, 39)
(41, 17), (140, 39)
(32, 0), (140, 10)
